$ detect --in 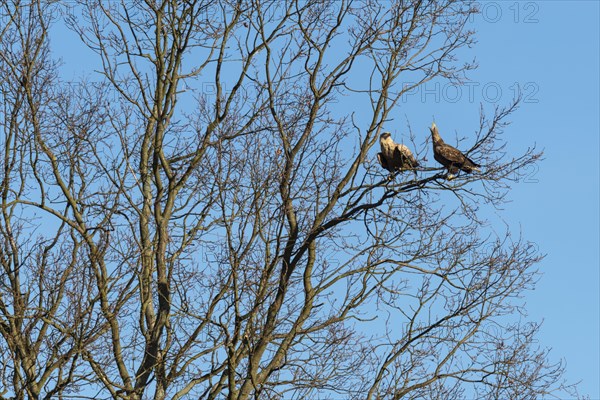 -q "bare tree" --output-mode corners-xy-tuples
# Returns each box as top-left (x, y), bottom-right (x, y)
(0, 0), (581, 399)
